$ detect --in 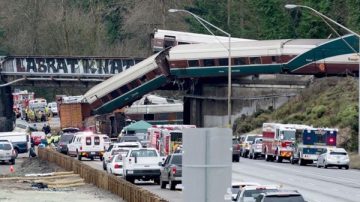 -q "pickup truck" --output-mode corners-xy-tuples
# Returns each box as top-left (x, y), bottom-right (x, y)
(160, 153), (182, 190)
(122, 148), (162, 184)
